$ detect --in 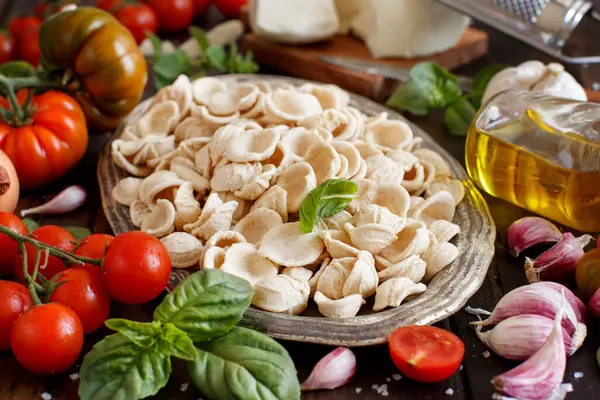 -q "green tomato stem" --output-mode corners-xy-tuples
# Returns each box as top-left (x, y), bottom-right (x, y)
(18, 242), (42, 305)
